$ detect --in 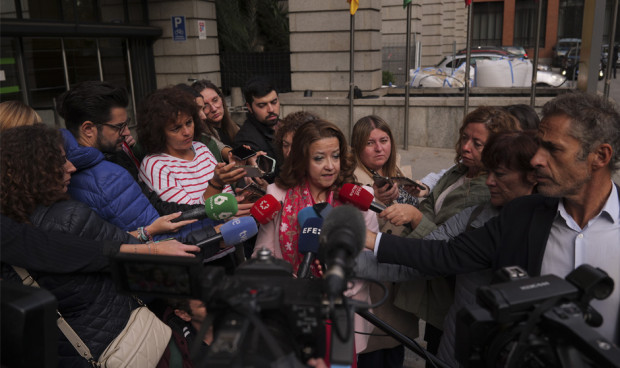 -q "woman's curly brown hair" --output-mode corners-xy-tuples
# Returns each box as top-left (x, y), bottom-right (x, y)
(276, 119), (355, 190)
(136, 86), (204, 155)
(1, 124), (69, 223)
